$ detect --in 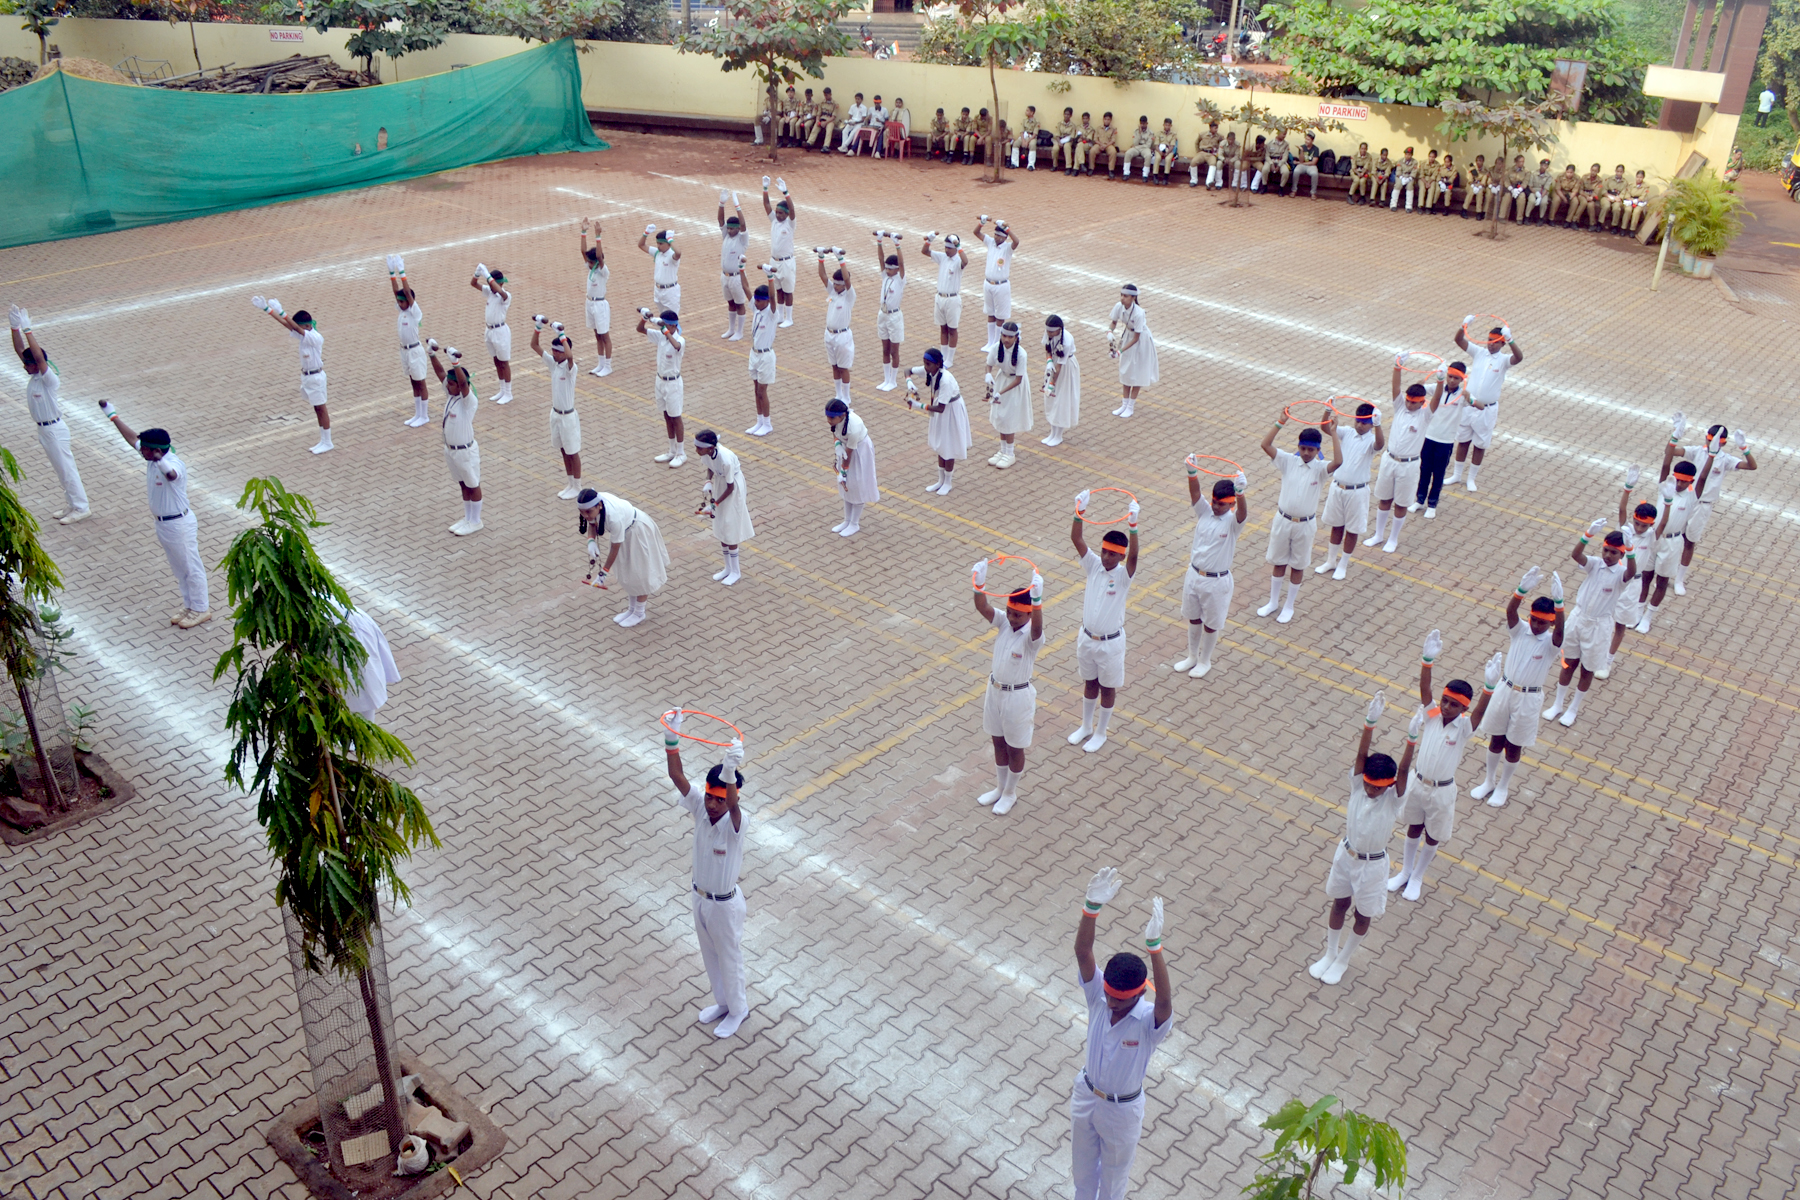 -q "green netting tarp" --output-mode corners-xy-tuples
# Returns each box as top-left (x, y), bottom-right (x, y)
(1, 37), (604, 249)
